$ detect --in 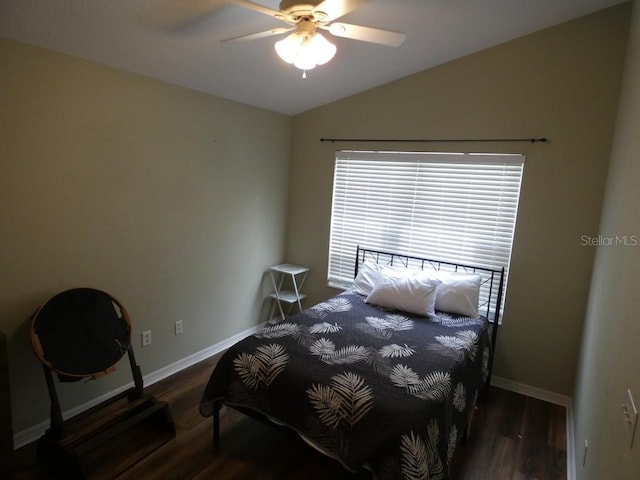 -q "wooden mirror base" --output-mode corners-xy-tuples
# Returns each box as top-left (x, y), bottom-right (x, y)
(37, 392), (175, 479)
